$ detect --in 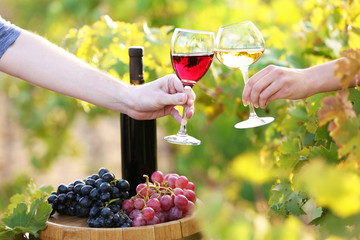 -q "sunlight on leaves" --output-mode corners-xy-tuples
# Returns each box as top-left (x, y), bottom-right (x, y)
(294, 159), (360, 218)
(229, 152), (274, 185)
